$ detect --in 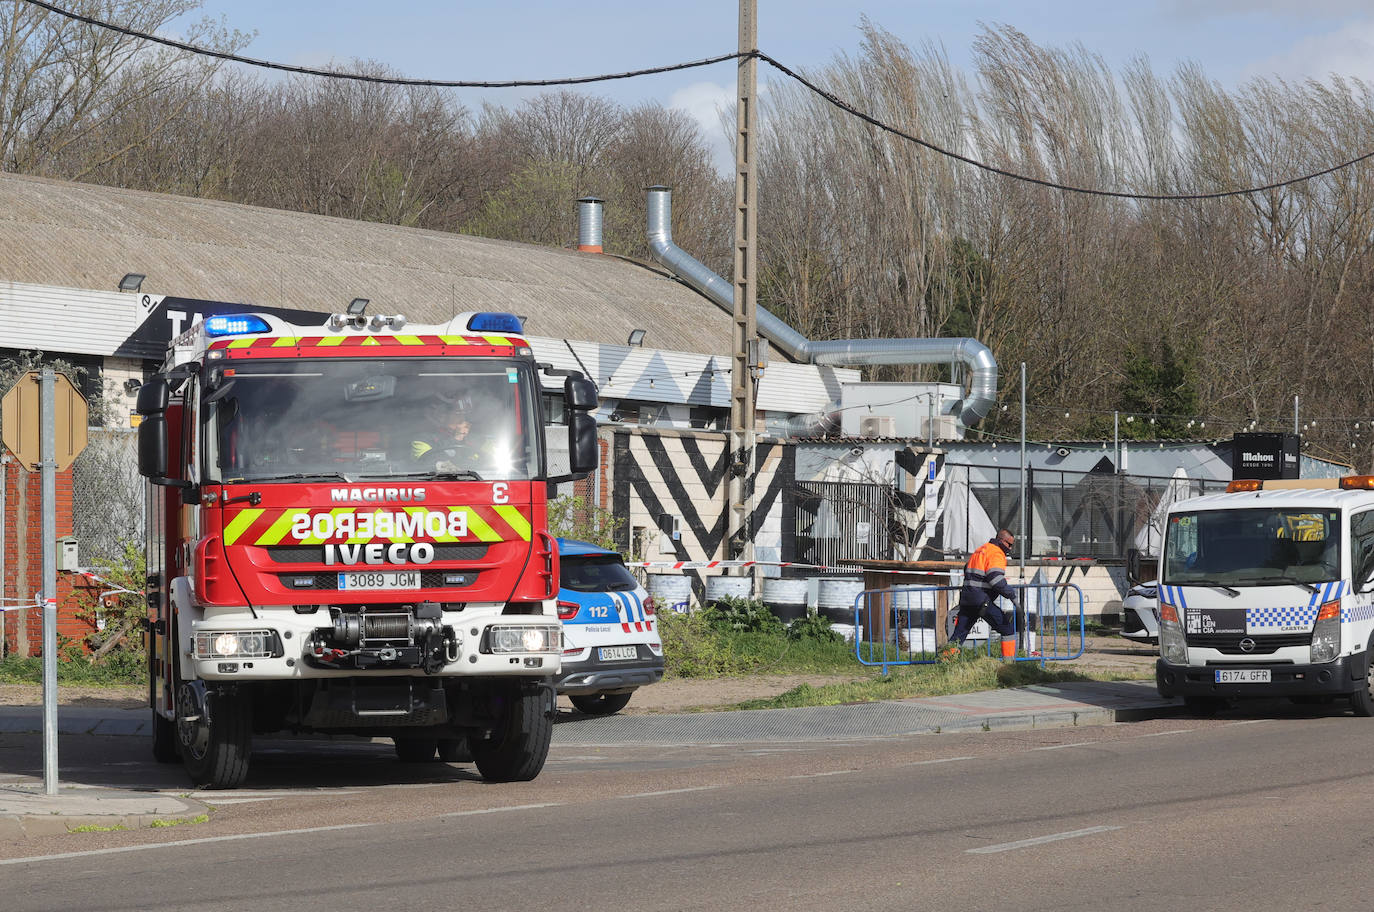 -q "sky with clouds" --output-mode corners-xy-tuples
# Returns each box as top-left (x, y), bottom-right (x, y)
(169, 0), (1374, 171)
